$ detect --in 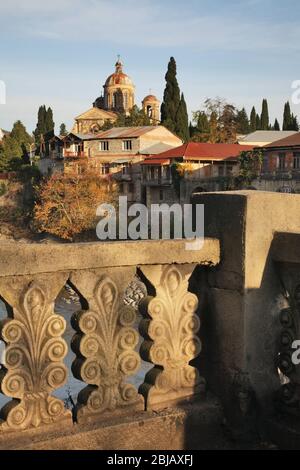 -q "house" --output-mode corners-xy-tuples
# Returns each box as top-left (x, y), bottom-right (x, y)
(253, 132), (300, 193)
(142, 142), (253, 205)
(238, 130), (297, 147)
(61, 126), (182, 202)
